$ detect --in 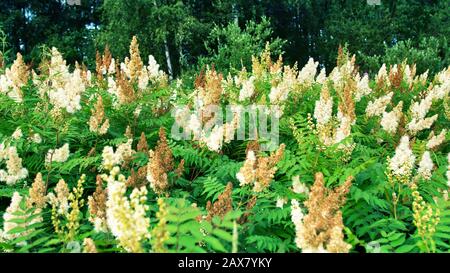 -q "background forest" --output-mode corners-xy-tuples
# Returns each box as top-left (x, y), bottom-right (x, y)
(1, 0), (449, 77)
